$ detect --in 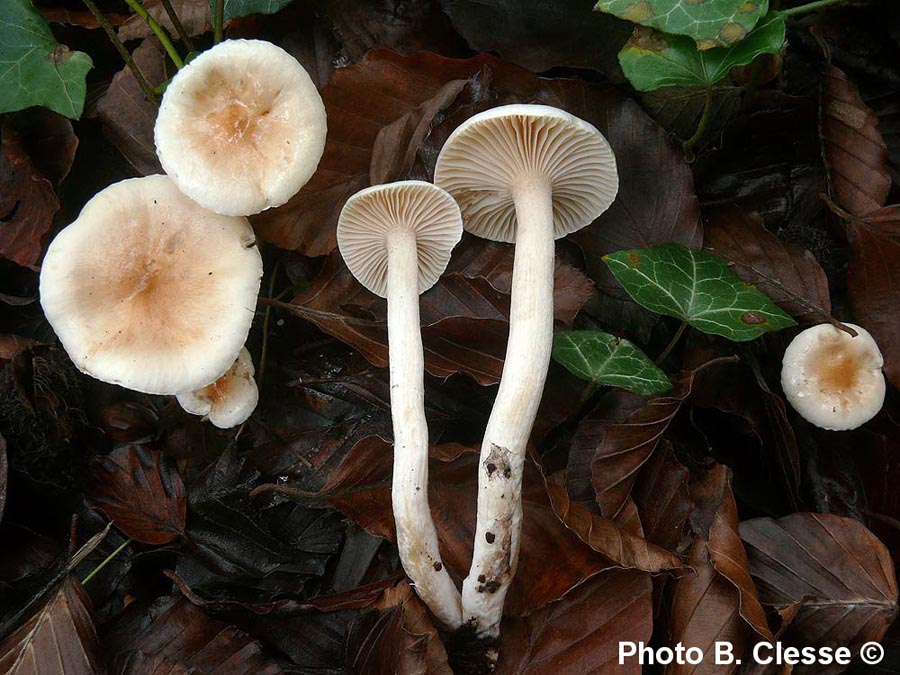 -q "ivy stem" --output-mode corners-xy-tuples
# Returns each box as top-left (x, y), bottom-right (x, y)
(656, 321), (688, 366)
(214, 0), (224, 44)
(159, 0), (195, 52)
(81, 537), (132, 585)
(780, 0), (848, 16)
(82, 0), (158, 104)
(257, 257), (282, 392)
(123, 0), (184, 68)
(683, 88), (713, 161)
